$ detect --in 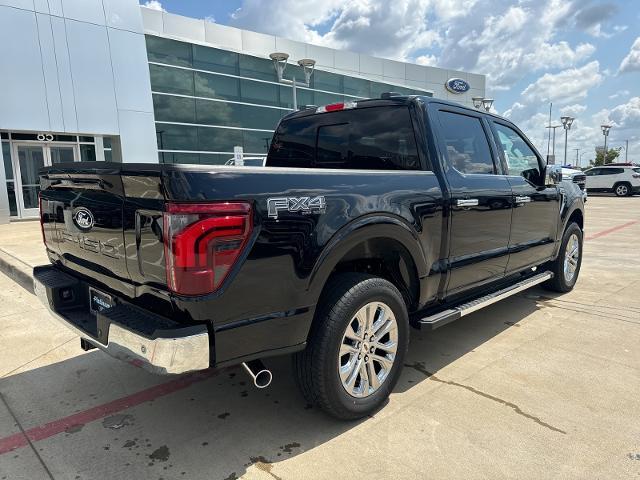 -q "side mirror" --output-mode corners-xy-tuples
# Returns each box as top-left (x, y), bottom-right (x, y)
(543, 164), (562, 186)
